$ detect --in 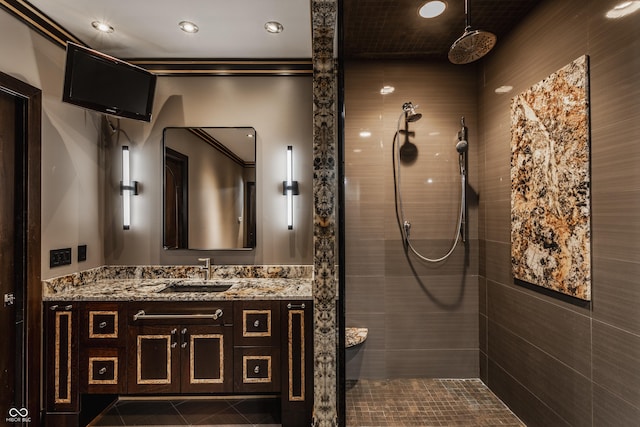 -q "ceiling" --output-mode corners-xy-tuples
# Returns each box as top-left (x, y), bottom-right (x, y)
(26, 0), (312, 59)
(343, 0), (544, 60)
(7, 0), (543, 63)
